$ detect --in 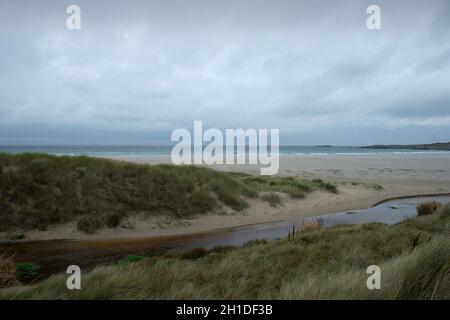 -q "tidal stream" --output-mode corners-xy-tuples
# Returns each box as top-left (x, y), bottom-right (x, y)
(1, 195), (449, 279)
